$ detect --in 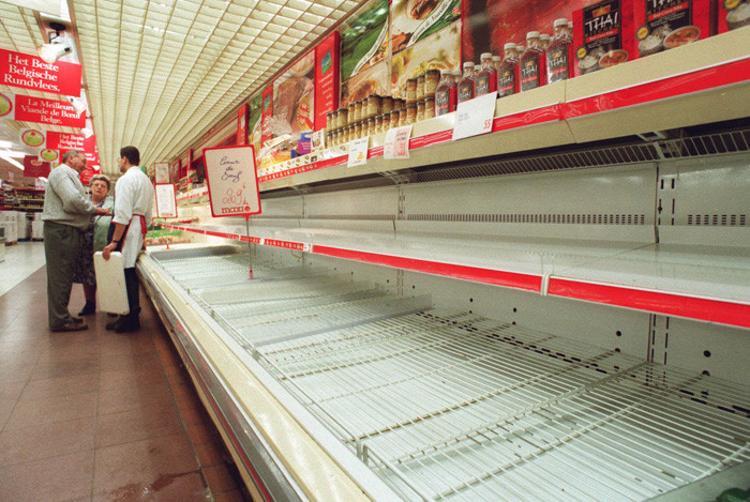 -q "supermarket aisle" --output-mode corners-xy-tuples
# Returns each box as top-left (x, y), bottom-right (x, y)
(0, 267), (248, 502)
(0, 242), (46, 297)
